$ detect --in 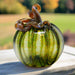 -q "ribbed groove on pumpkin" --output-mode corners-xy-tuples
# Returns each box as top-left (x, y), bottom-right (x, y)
(44, 29), (49, 65)
(46, 30), (54, 65)
(28, 31), (30, 56)
(46, 29), (49, 56)
(25, 31), (29, 57)
(21, 32), (27, 64)
(14, 31), (24, 64)
(21, 32), (31, 65)
(40, 32), (46, 66)
(30, 29), (34, 66)
(41, 33), (46, 58)
(51, 30), (58, 59)
(49, 30), (55, 63)
(50, 26), (60, 64)
(29, 29), (33, 65)
(40, 30), (43, 57)
(35, 30), (42, 55)
(48, 30), (54, 59)
(39, 30), (46, 67)
(13, 31), (19, 59)
(32, 32), (37, 57)
(51, 24), (64, 60)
